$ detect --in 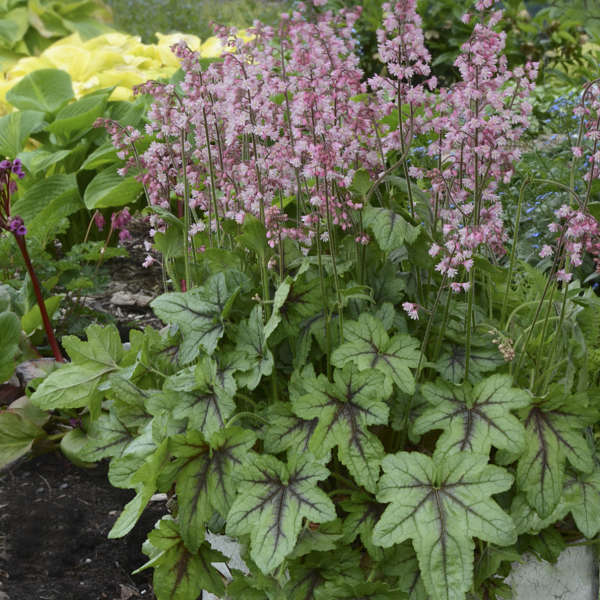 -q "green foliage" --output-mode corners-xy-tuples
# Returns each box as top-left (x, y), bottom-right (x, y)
(5, 4), (600, 599)
(0, 0), (113, 69)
